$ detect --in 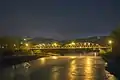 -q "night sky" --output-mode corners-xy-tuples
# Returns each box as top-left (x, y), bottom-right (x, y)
(0, 0), (120, 40)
